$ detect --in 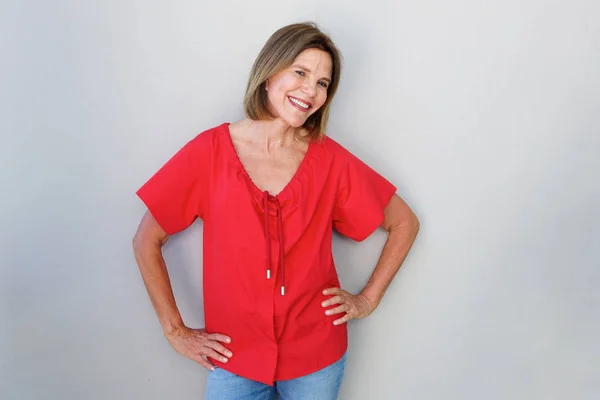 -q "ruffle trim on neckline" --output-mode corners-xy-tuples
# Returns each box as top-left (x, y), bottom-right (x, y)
(221, 122), (321, 213)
